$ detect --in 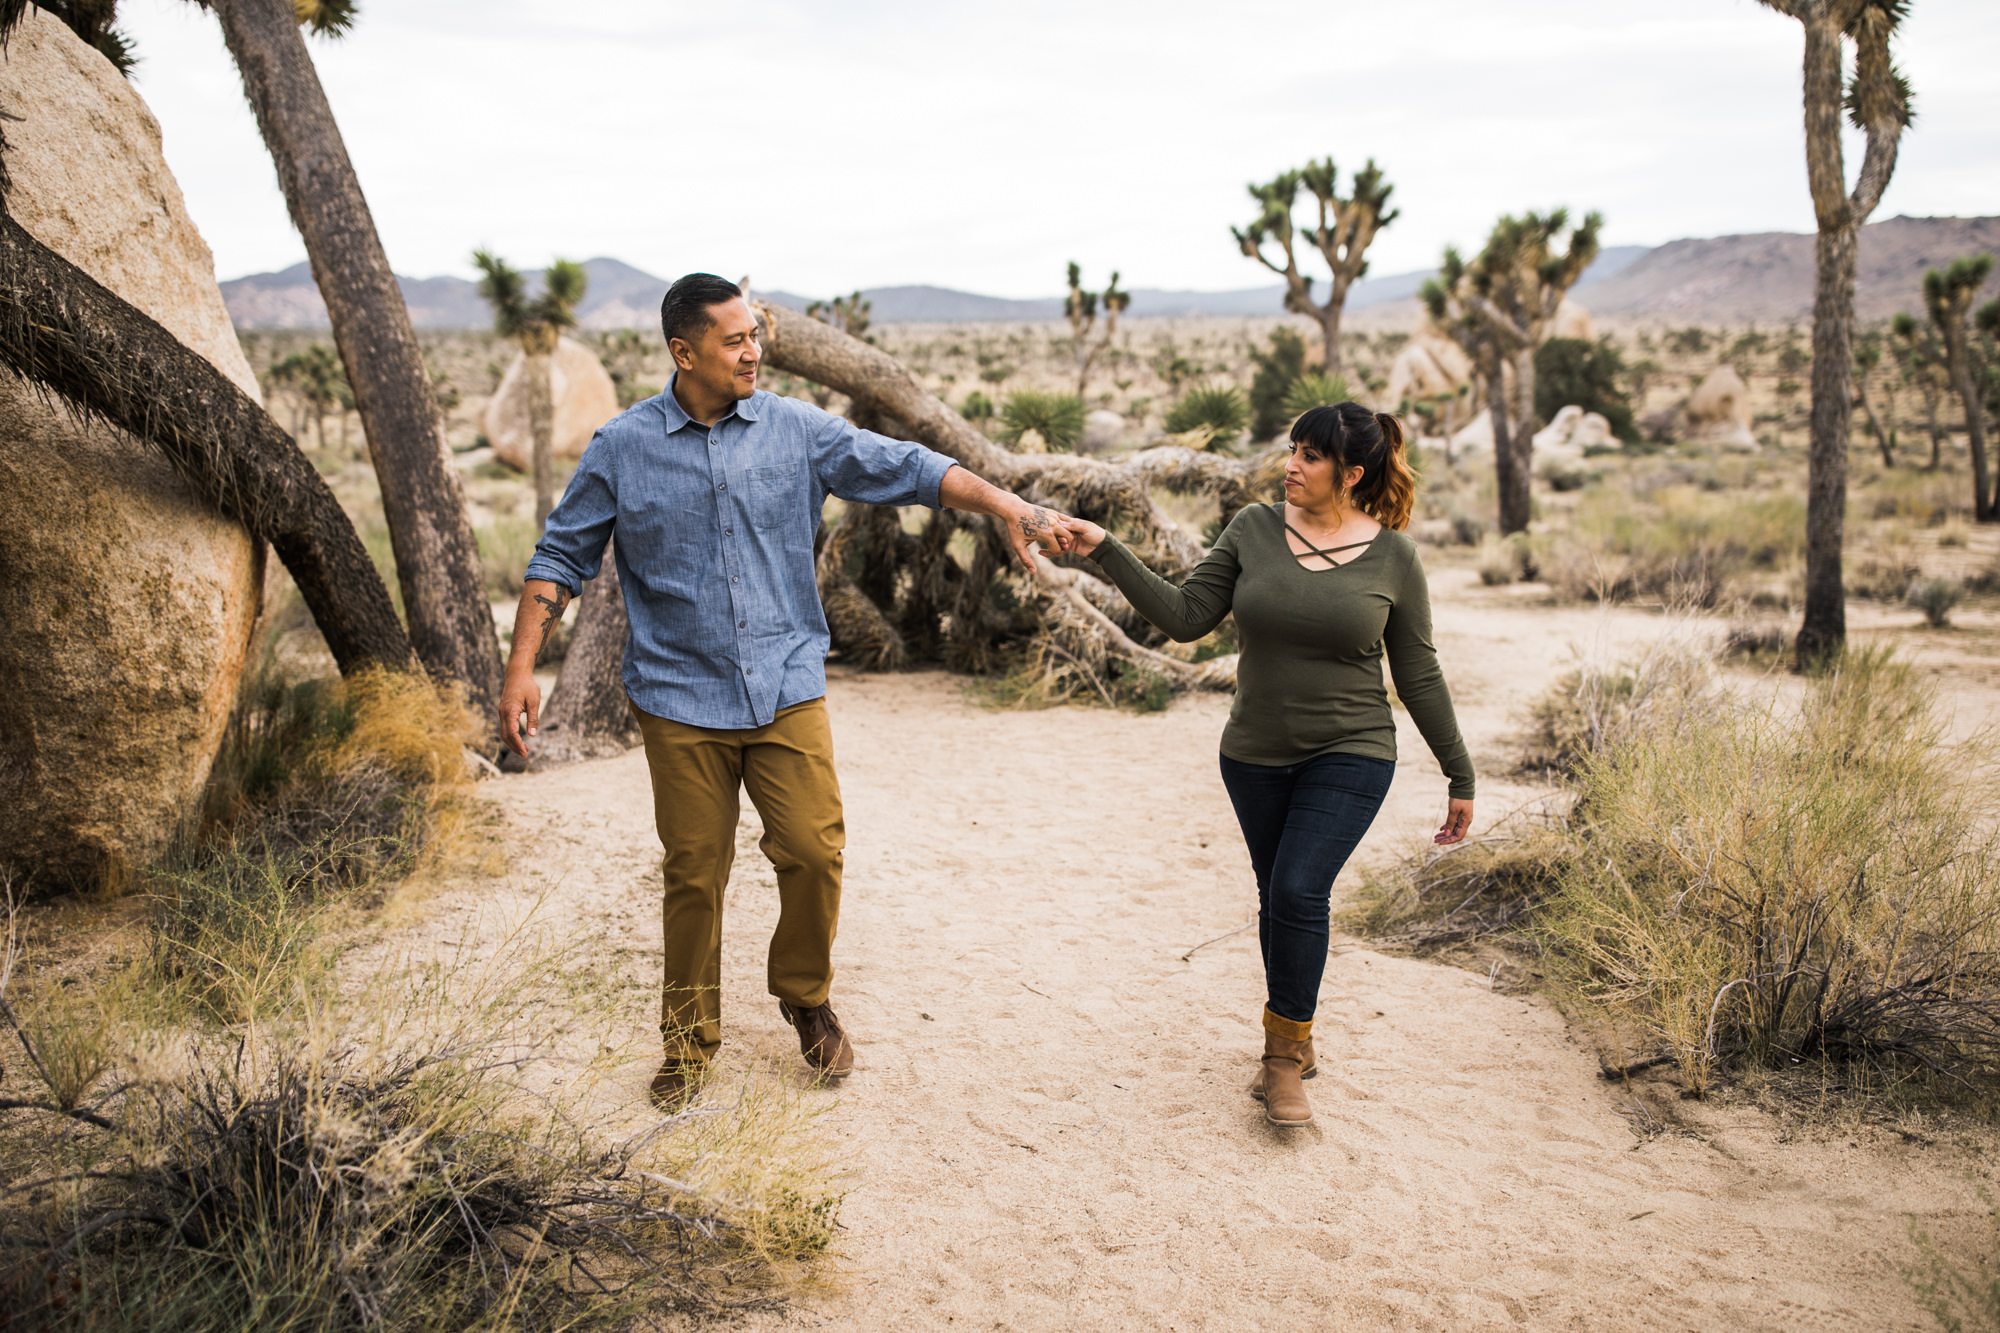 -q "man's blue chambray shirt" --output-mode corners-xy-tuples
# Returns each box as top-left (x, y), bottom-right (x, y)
(522, 377), (956, 730)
